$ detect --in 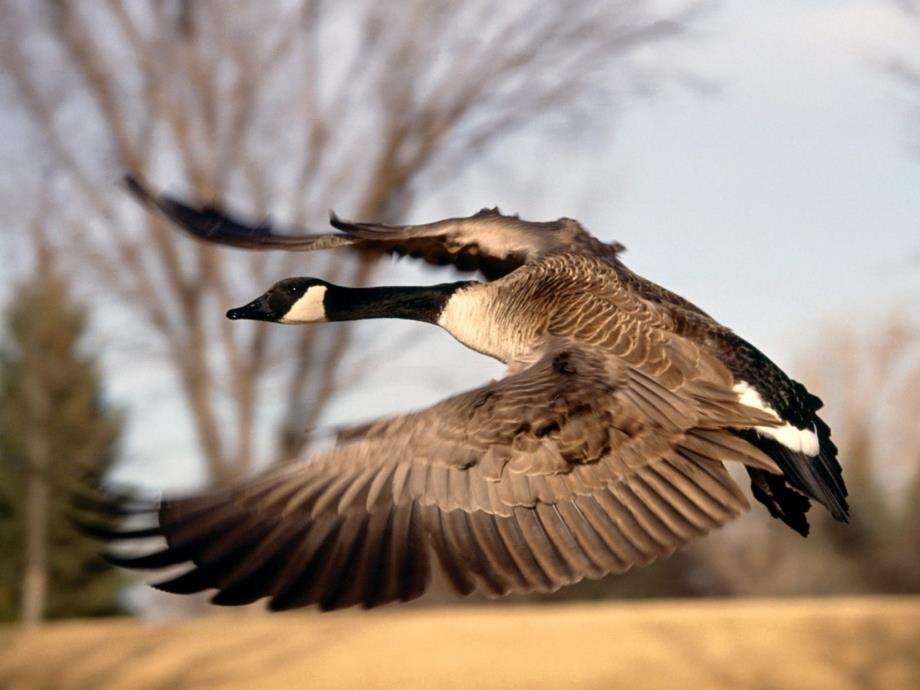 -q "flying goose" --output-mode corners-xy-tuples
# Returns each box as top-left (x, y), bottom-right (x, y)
(111, 176), (848, 611)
